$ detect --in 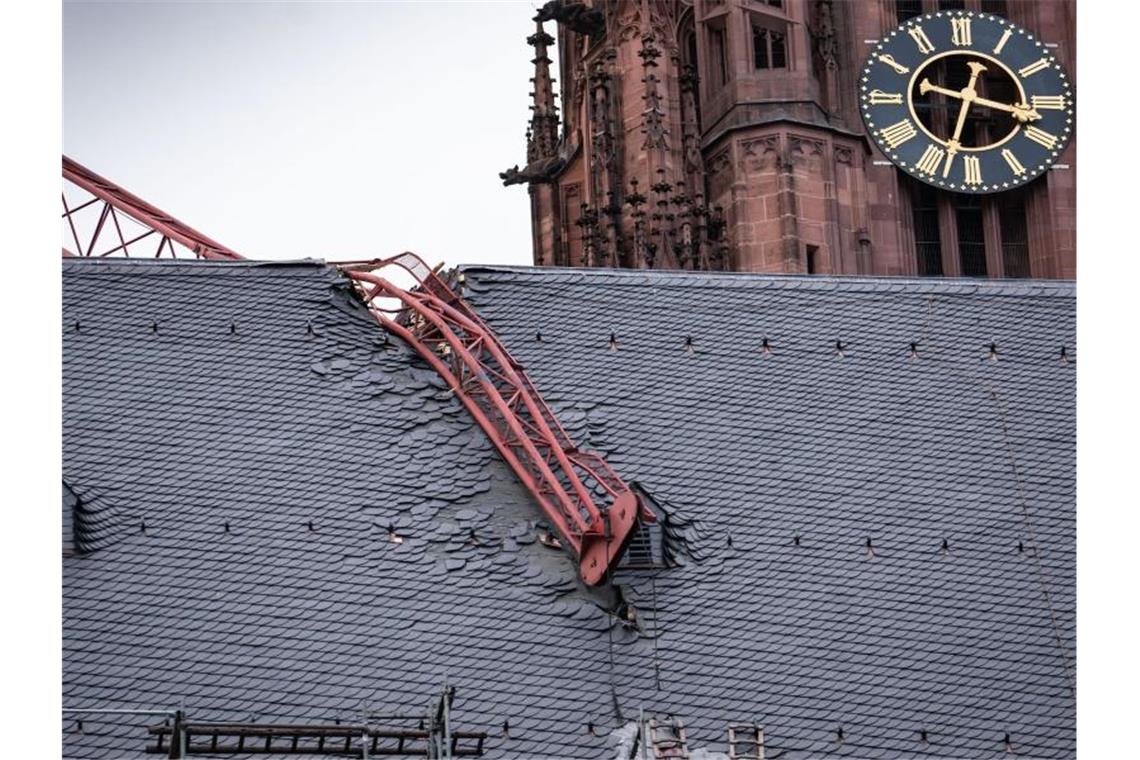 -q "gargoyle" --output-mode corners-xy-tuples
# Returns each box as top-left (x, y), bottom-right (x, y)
(533, 0), (605, 37)
(499, 155), (567, 186)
